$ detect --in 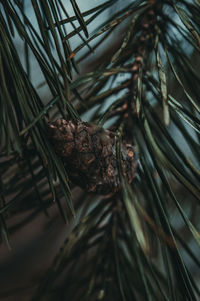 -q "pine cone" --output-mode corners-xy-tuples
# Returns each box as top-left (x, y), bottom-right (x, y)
(47, 119), (137, 195)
